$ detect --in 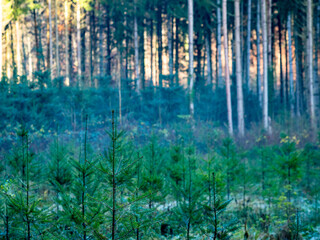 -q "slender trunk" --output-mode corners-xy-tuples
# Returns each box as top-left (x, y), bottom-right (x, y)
(65, 0), (69, 85)
(87, 11), (92, 86)
(167, 10), (173, 86)
(287, 13), (294, 115)
(246, 0), (252, 90)
(157, 2), (163, 85)
(217, 0), (223, 88)
(307, 0), (316, 129)
(55, 0), (60, 77)
(205, 33), (212, 85)
(278, 14), (284, 106)
(235, 0), (244, 136)
(295, 25), (301, 117)
(267, 0), (272, 66)
(134, 2), (140, 93)
(223, 0), (233, 135)
(261, 0), (269, 131)
(49, 0), (53, 80)
(175, 18), (179, 85)
(99, 3), (103, 77)
(16, 21), (21, 76)
(257, 0), (262, 108)
(33, 9), (40, 71)
(106, 9), (111, 76)
(150, 17), (153, 84)
(77, 0), (81, 83)
(188, 0), (194, 118)
(112, 111), (117, 240)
